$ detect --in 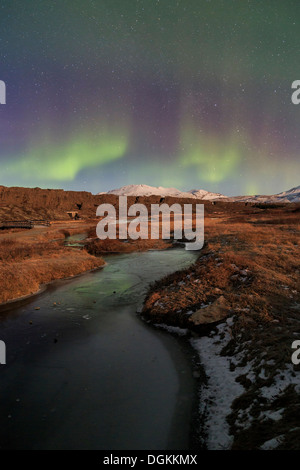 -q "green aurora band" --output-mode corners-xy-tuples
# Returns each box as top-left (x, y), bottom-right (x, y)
(3, 128), (129, 182)
(179, 118), (242, 184)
